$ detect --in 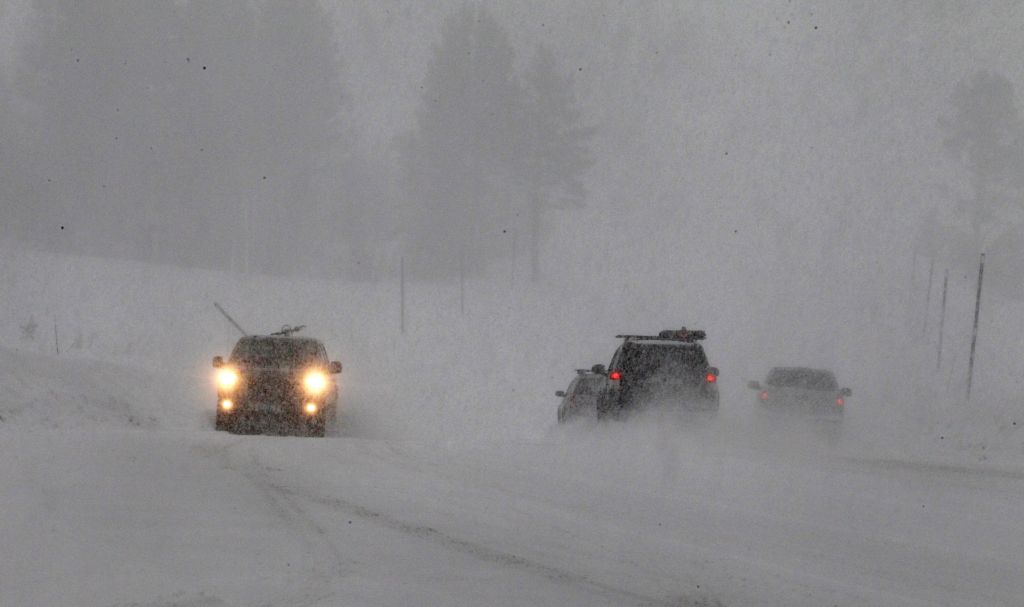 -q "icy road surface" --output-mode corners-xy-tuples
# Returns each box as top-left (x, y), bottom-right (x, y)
(1, 351), (1022, 606)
